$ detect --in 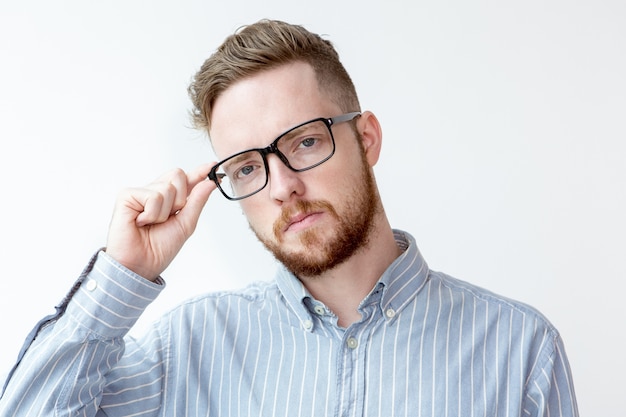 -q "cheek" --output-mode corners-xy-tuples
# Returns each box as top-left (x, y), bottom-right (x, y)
(241, 198), (274, 231)
(325, 151), (368, 189)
